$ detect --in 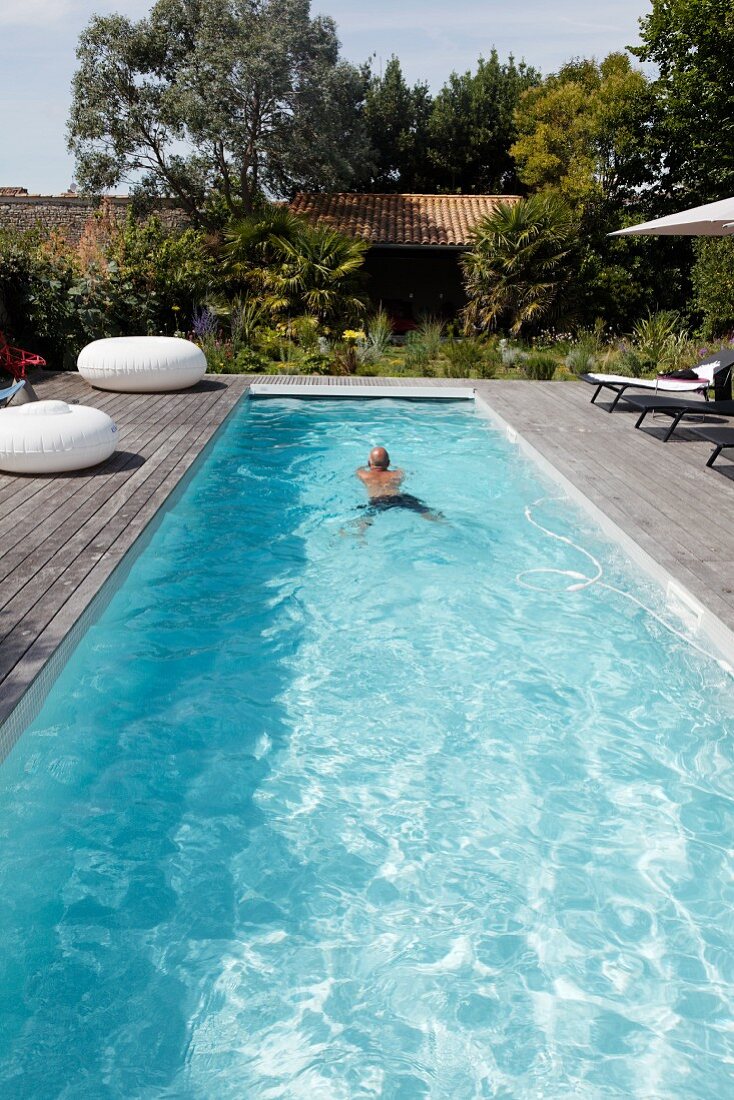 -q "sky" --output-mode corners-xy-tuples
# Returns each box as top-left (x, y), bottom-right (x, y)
(0, 0), (648, 195)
